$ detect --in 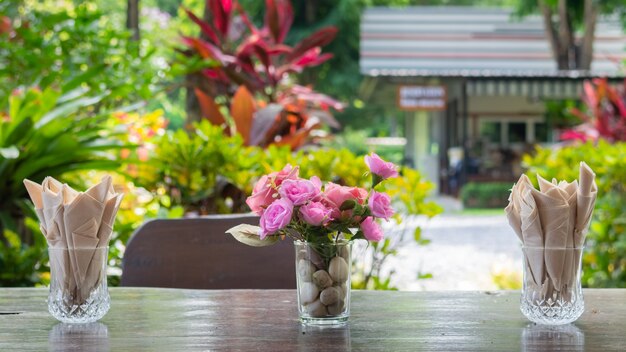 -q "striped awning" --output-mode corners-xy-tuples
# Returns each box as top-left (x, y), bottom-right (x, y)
(467, 79), (626, 98)
(361, 7), (626, 78)
(467, 79), (582, 98)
